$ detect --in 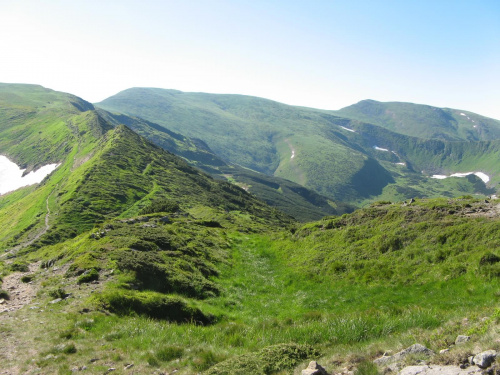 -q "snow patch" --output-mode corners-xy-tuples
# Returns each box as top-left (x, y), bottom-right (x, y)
(396, 162), (406, 166)
(373, 146), (389, 152)
(291, 150), (295, 159)
(460, 113), (467, 116)
(431, 171), (490, 183)
(0, 155), (60, 195)
(340, 126), (356, 133)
